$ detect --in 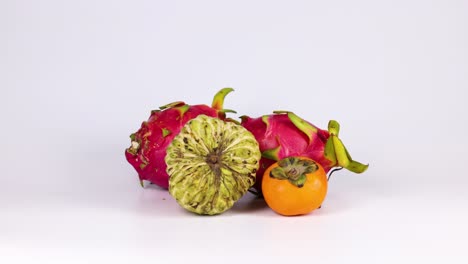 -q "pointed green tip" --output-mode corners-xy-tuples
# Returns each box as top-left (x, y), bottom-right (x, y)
(162, 128), (171, 137)
(347, 161), (369, 173)
(262, 146), (281, 161)
(272, 110), (289, 114)
(211, 88), (234, 110)
(287, 112), (317, 144)
(176, 104), (190, 116)
(219, 109), (237, 114)
(140, 180), (145, 188)
(159, 101), (185, 110)
(328, 120), (340, 136)
(272, 111), (318, 143)
(327, 133), (369, 174)
(261, 115), (270, 127)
